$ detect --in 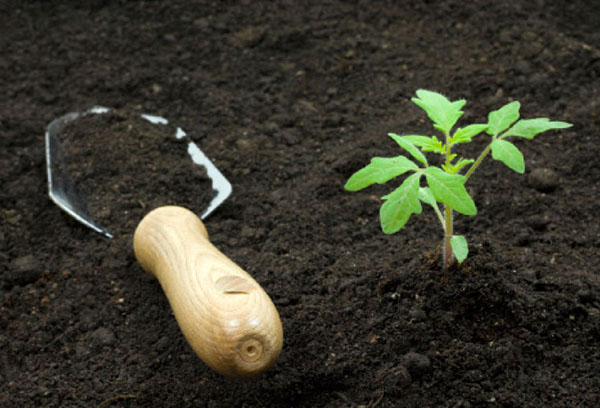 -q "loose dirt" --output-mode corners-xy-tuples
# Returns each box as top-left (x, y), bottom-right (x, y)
(1, 1), (599, 407)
